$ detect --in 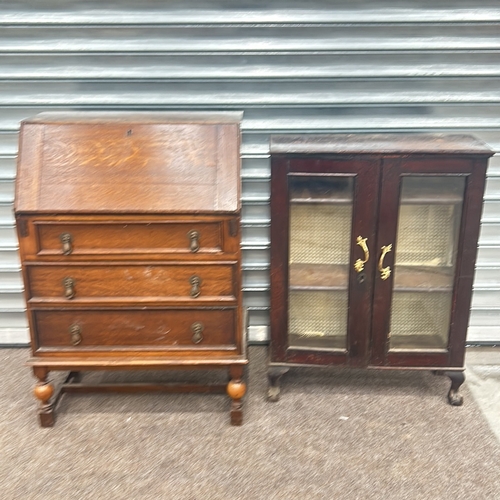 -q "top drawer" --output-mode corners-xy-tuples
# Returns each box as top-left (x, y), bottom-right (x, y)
(17, 216), (240, 260)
